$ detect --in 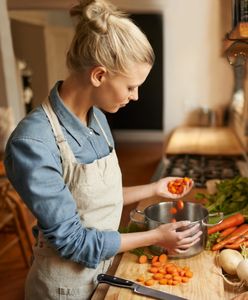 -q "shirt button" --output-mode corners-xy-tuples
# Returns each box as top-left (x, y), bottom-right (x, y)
(89, 131), (93, 135)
